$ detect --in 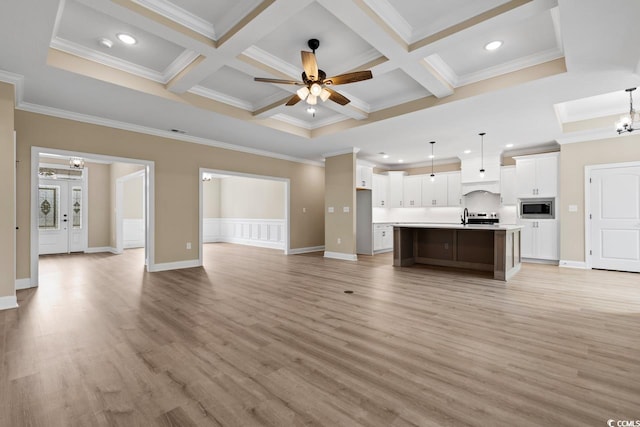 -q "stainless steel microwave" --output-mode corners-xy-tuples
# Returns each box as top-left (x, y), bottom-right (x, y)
(520, 198), (554, 219)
